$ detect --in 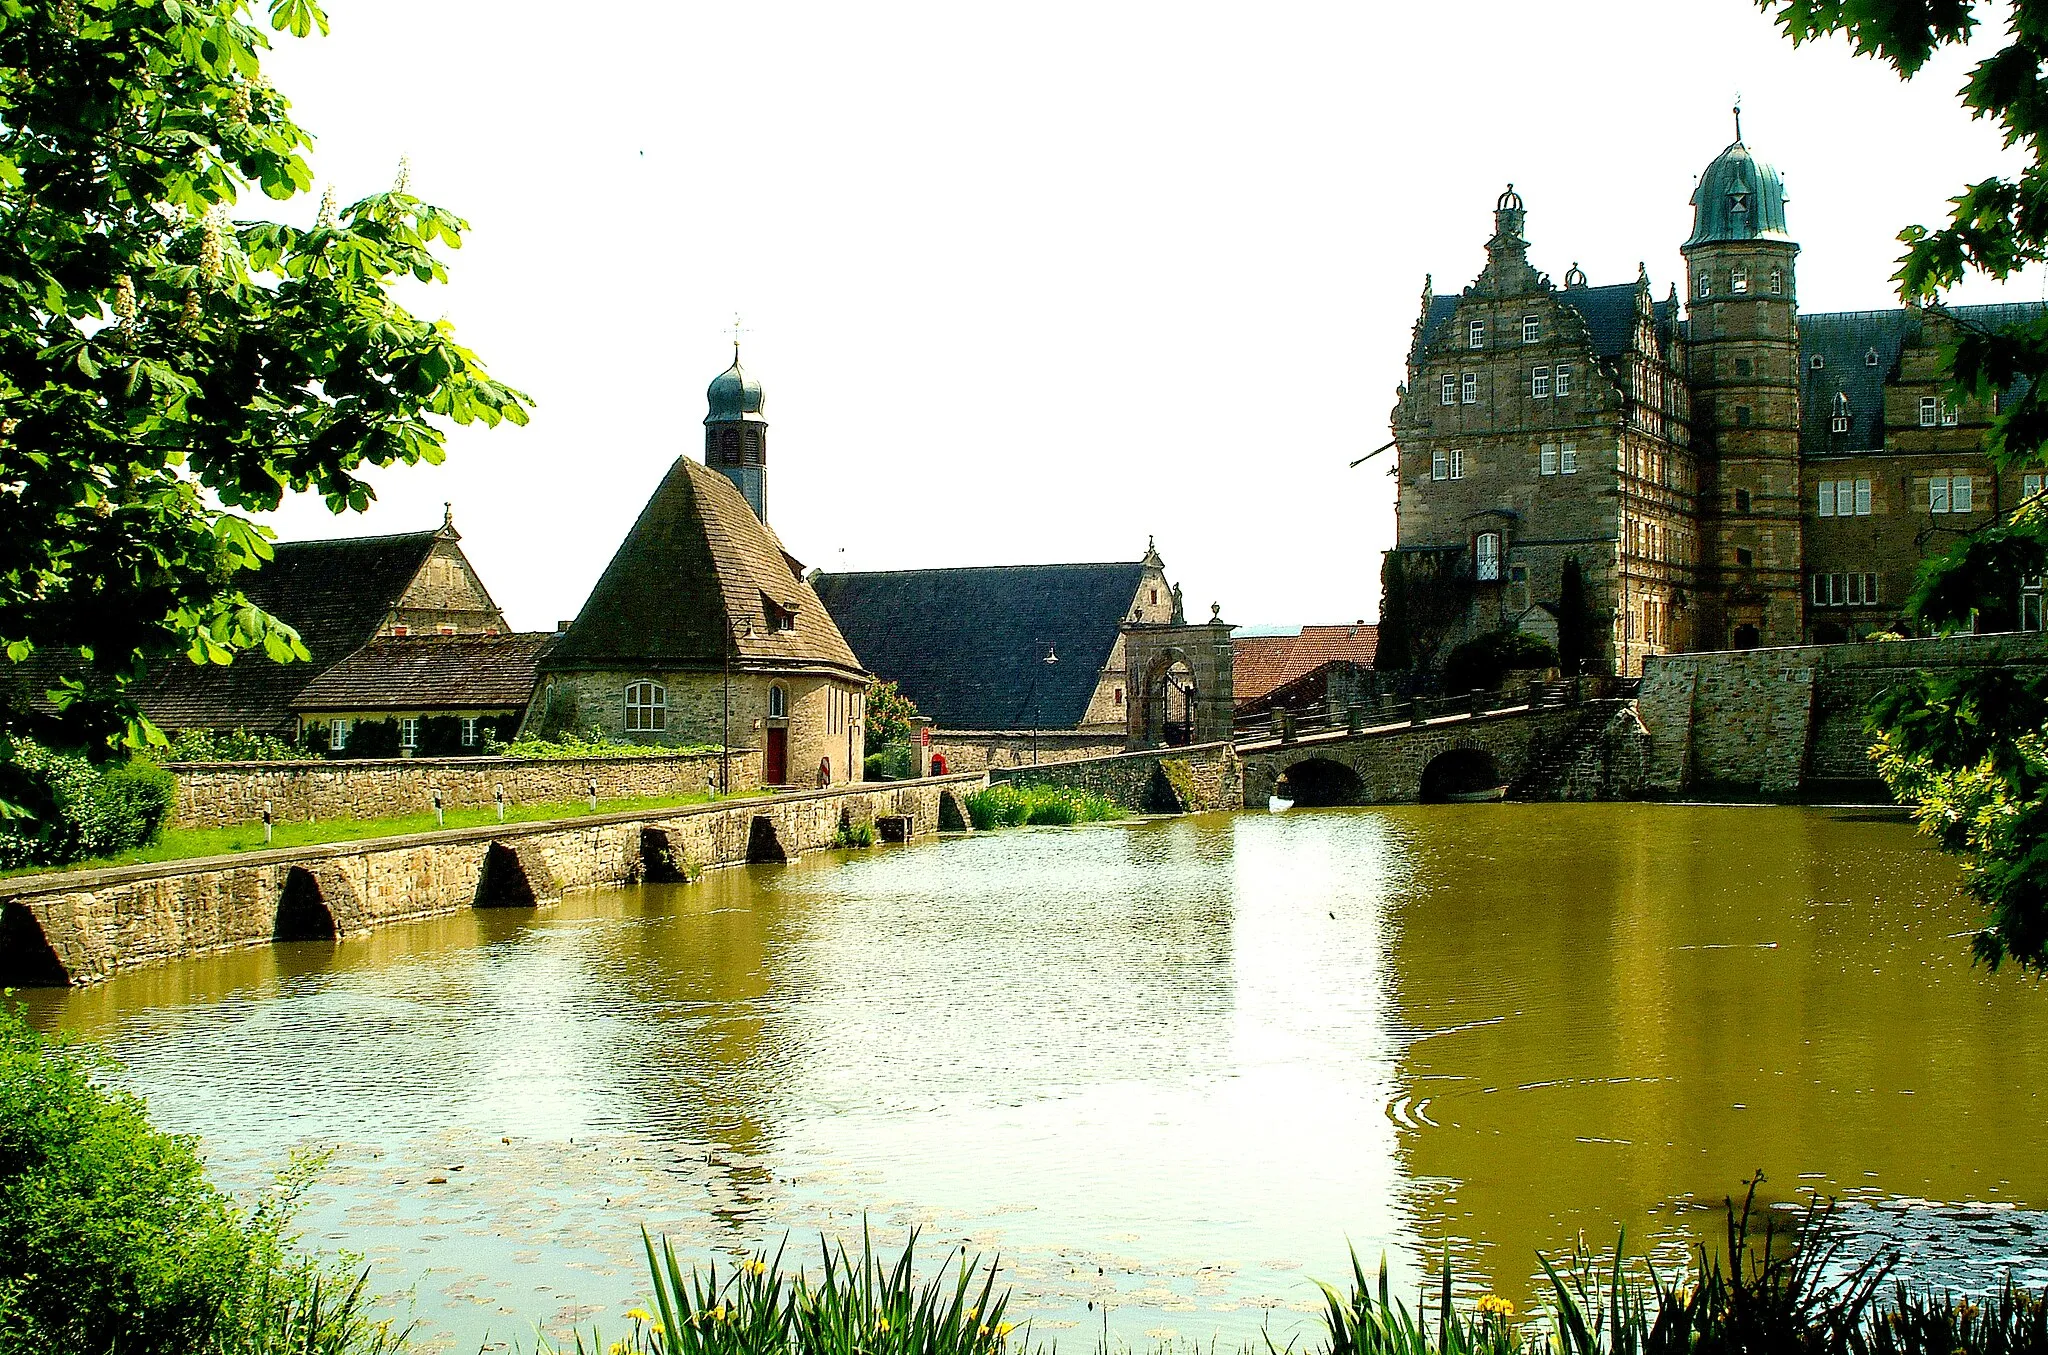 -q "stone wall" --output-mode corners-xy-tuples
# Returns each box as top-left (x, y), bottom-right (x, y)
(989, 741), (1241, 813)
(928, 730), (1128, 773)
(168, 750), (761, 831)
(2, 773), (987, 986)
(1637, 632), (2048, 796)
